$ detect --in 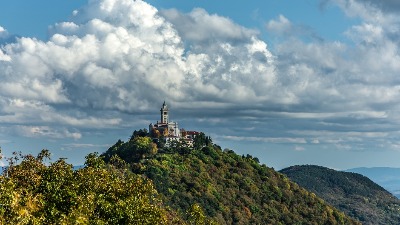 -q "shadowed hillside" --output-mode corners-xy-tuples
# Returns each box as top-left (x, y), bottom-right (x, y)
(281, 165), (400, 225)
(346, 167), (400, 198)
